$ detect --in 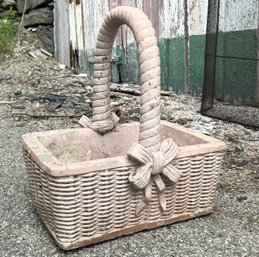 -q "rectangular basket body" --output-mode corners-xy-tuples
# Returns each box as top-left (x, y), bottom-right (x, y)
(22, 121), (225, 250)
